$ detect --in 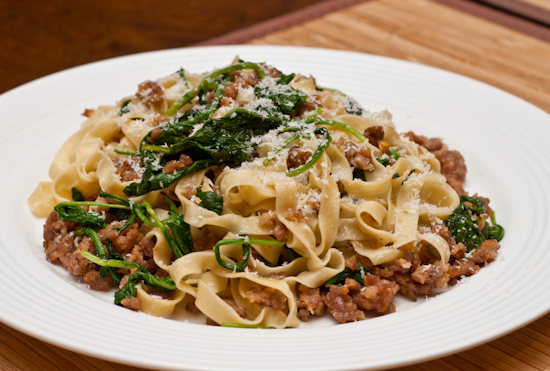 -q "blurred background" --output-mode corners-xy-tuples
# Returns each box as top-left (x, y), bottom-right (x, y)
(0, 0), (328, 94)
(2, 0), (549, 95)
